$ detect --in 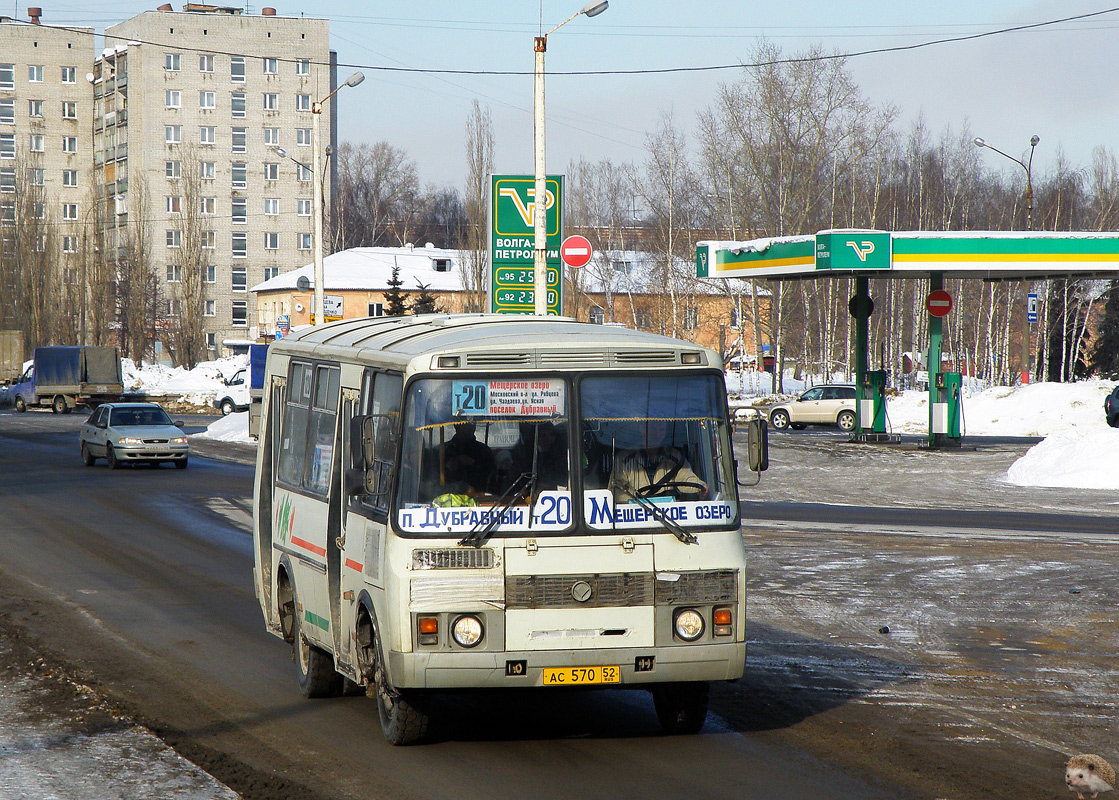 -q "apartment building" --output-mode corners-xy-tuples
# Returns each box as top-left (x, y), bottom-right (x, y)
(96, 5), (331, 357)
(0, 15), (95, 331)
